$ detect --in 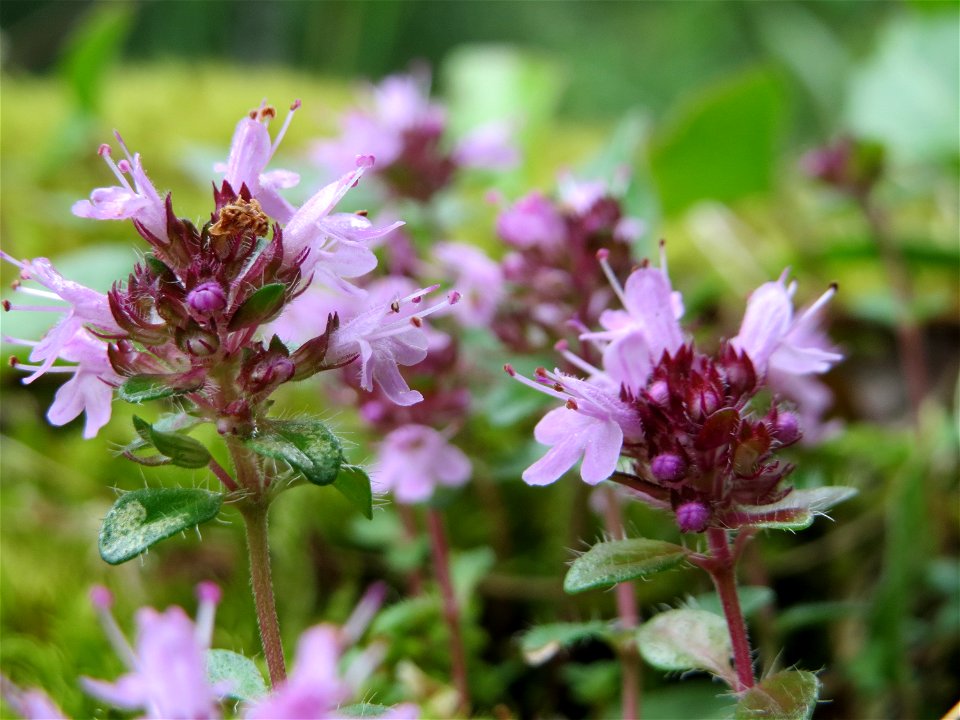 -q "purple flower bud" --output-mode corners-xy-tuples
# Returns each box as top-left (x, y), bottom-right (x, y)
(775, 411), (801, 446)
(176, 326), (220, 357)
(651, 453), (686, 483)
(195, 581), (222, 605)
(187, 281), (227, 316)
(676, 501), (711, 533)
(648, 379), (670, 406)
(89, 585), (113, 610)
